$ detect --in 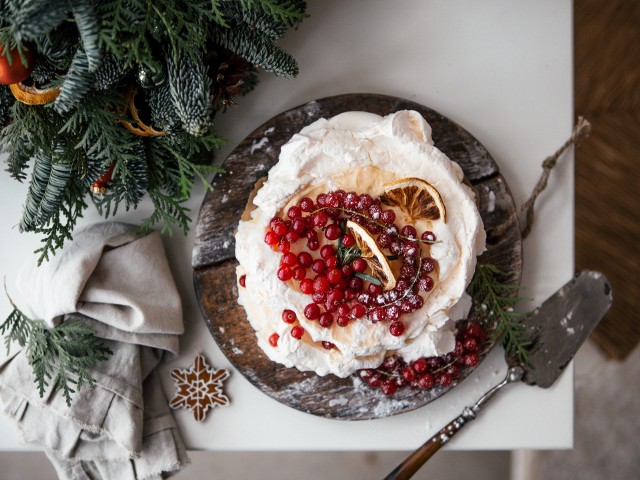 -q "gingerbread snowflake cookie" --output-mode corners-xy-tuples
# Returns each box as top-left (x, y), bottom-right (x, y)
(169, 354), (230, 422)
